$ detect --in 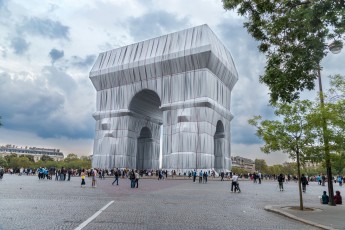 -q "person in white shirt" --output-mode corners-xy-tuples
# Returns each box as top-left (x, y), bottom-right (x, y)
(231, 174), (240, 192)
